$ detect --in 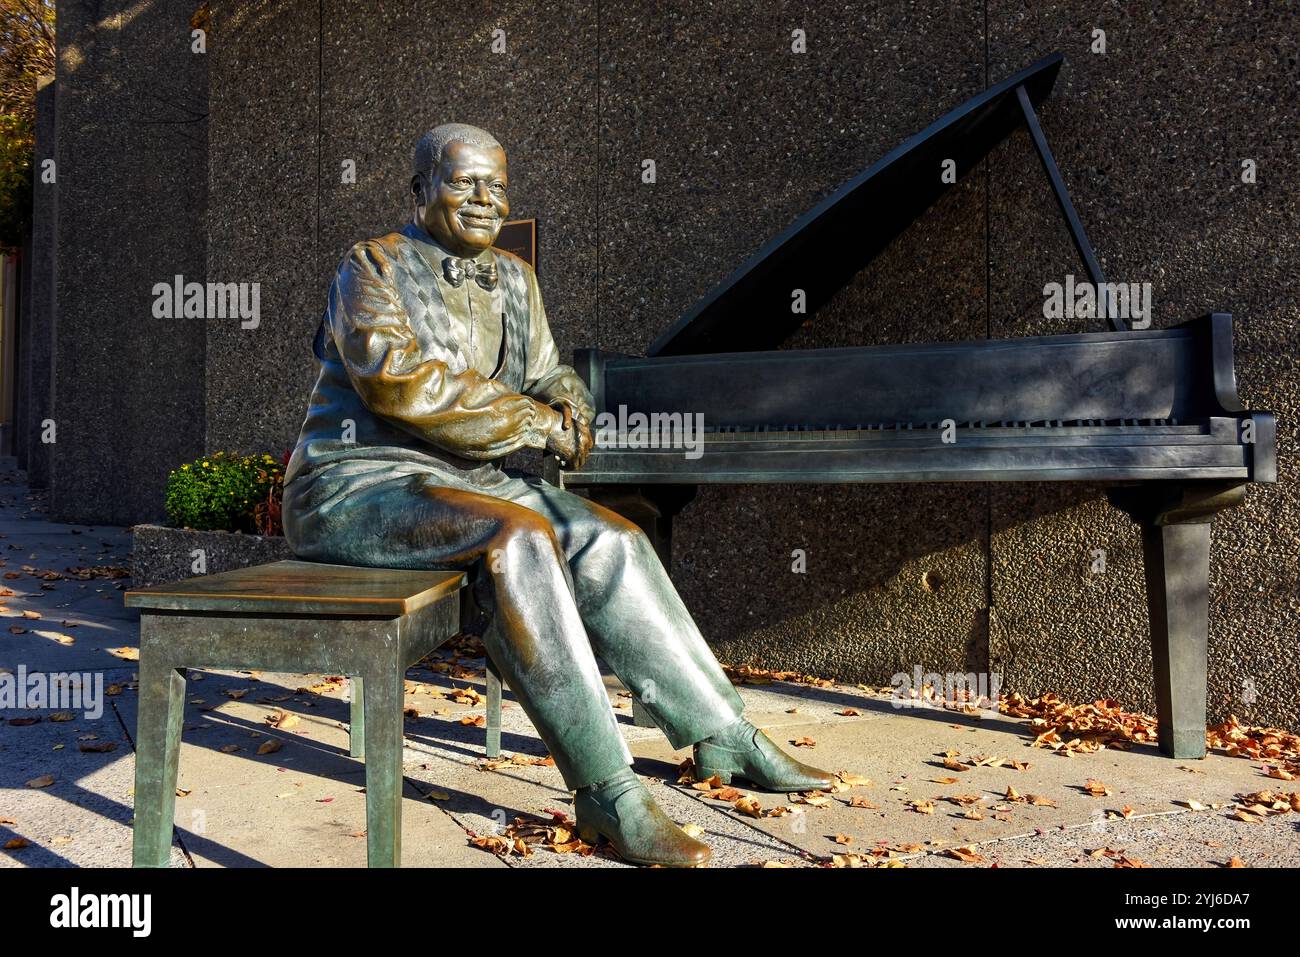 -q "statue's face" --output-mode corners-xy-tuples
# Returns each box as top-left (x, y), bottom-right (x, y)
(419, 140), (509, 256)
